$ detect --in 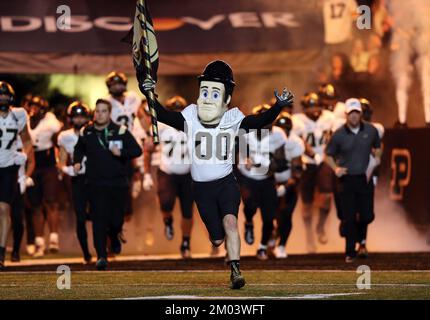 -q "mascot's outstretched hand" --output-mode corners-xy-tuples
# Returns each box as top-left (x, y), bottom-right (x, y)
(274, 88), (294, 108)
